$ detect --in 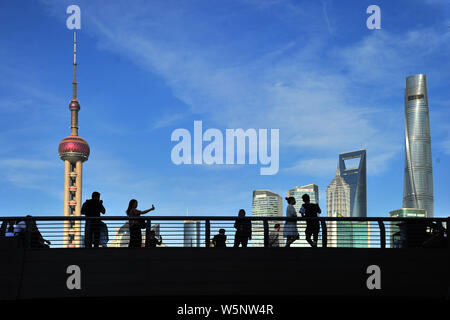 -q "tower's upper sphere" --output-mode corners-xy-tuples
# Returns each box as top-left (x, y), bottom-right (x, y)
(58, 136), (90, 162)
(69, 99), (80, 111)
